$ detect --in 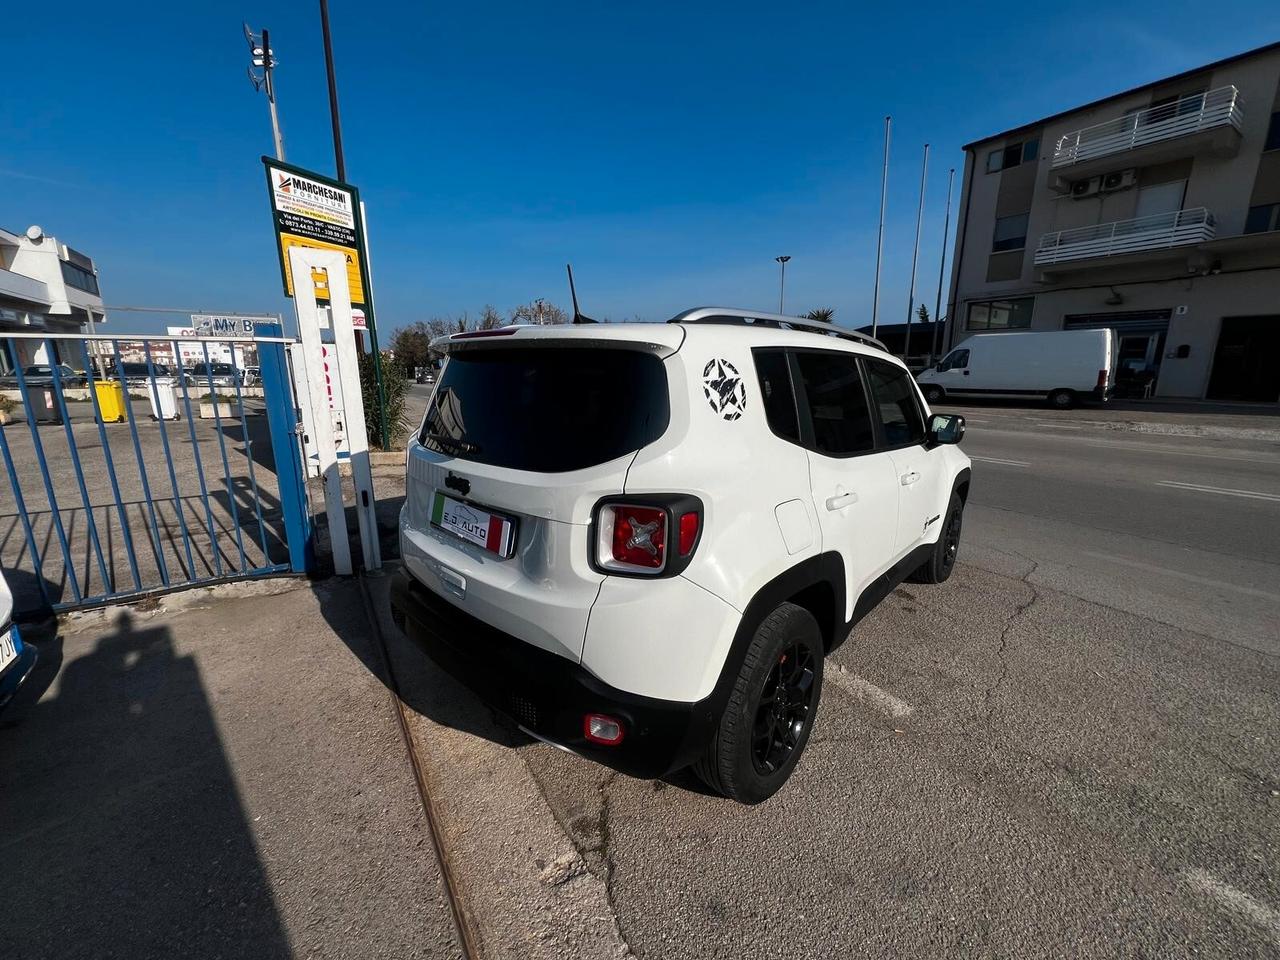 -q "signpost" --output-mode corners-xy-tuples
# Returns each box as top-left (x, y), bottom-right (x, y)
(262, 157), (387, 447)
